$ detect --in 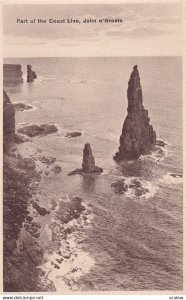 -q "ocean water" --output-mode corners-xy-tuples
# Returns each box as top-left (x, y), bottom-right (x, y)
(4, 57), (183, 291)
